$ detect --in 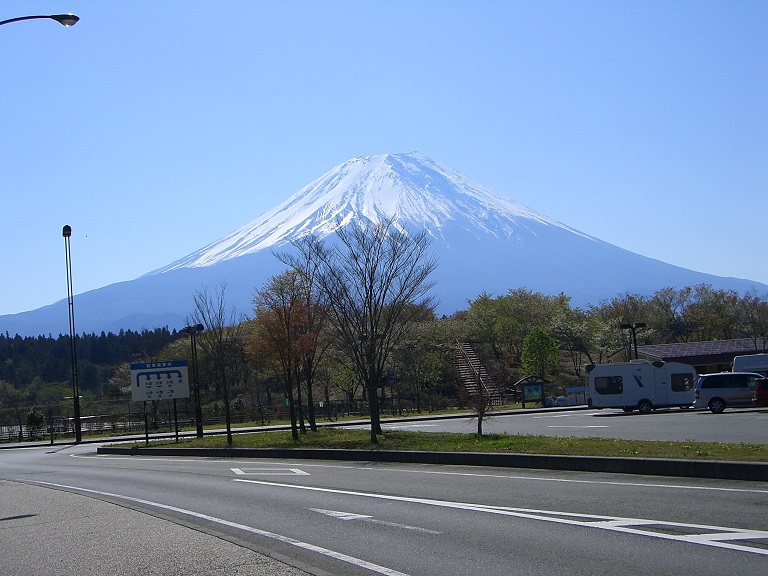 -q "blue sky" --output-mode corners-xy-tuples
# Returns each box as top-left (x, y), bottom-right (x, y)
(2, 1), (766, 317)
